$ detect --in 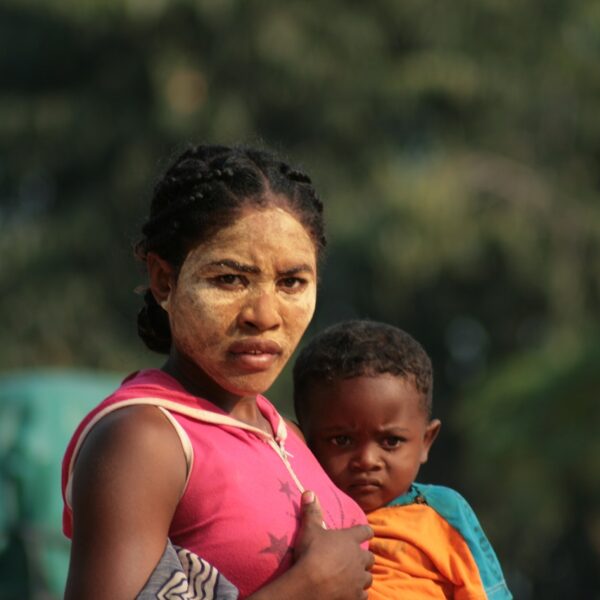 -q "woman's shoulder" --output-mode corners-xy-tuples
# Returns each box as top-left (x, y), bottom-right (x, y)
(73, 403), (187, 496)
(68, 402), (187, 492)
(62, 368), (190, 486)
(80, 402), (181, 453)
(62, 401), (188, 537)
(284, 418), (306, 442)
